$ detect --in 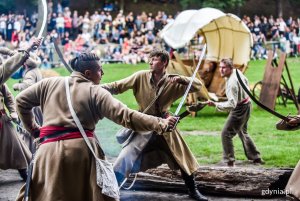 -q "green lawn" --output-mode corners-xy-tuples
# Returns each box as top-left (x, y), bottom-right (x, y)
(7, 58), (300, 167)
